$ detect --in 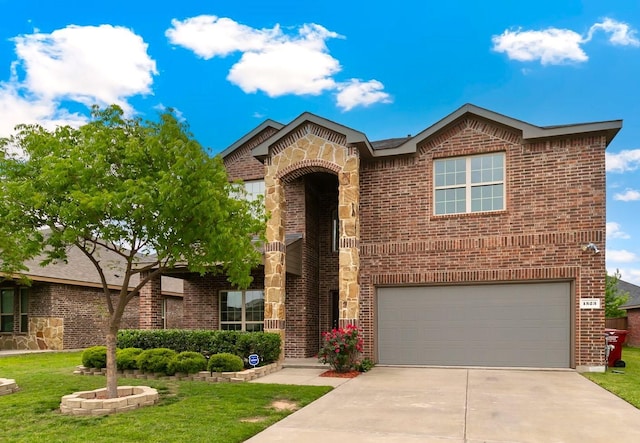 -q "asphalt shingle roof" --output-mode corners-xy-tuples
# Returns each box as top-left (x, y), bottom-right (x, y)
(20, 243), (183, 295)
(619, 280), (640, 310)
